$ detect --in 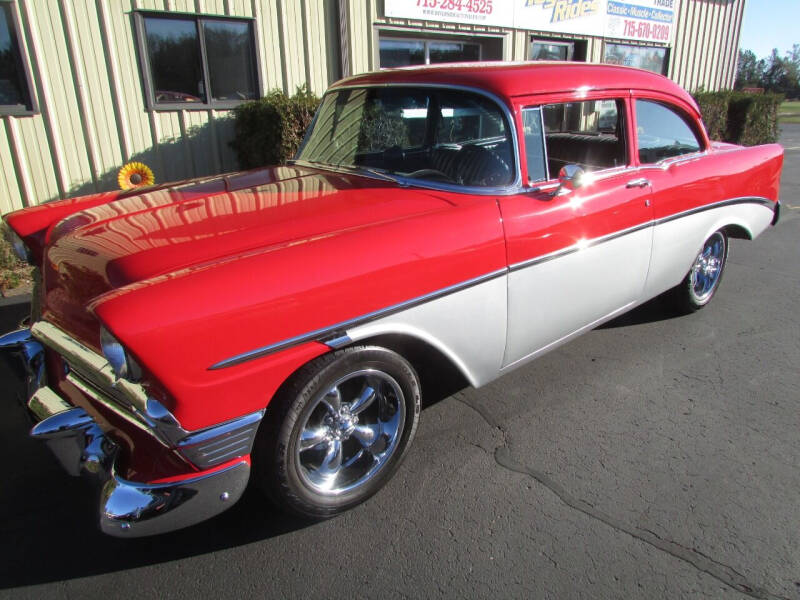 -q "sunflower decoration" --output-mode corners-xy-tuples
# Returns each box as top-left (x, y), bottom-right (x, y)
(118, 161), (155, 190)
